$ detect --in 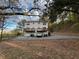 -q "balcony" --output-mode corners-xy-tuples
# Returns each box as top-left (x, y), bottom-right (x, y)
(24, 28), (48, 32)
(24, 28), (35, 32)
